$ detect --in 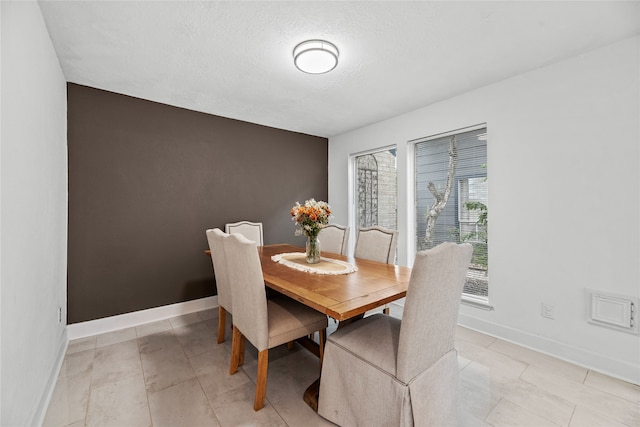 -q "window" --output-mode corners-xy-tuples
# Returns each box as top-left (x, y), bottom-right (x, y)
(458, 177), (488, 243)
(354, 148), (397, 230)
(414, 126), (488, 299)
